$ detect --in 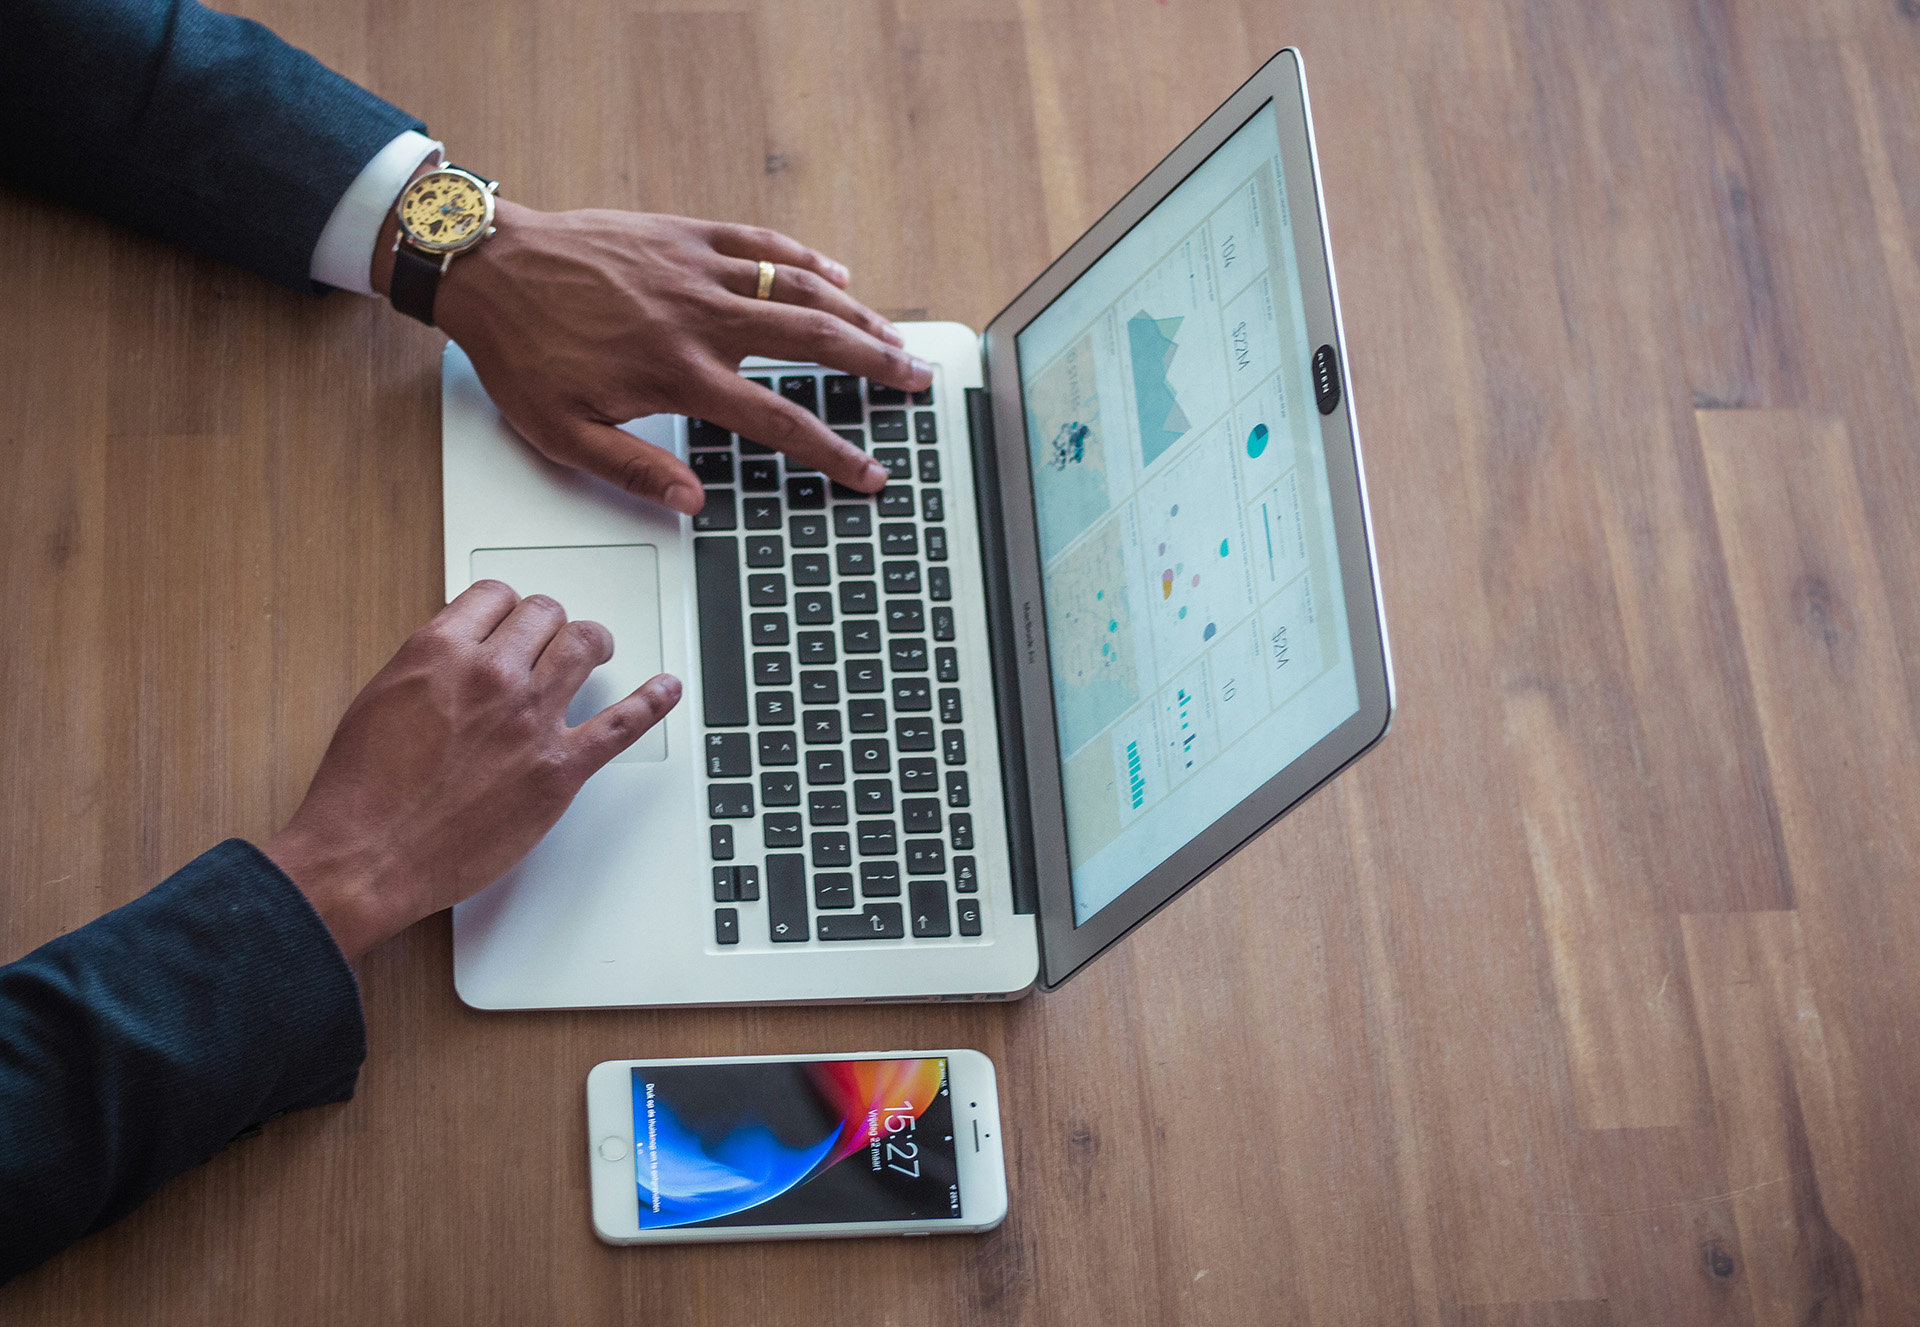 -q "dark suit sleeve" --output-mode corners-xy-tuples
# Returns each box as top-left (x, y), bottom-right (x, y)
(0, 0), (425, 291)
(0, 839), (366, 1284)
